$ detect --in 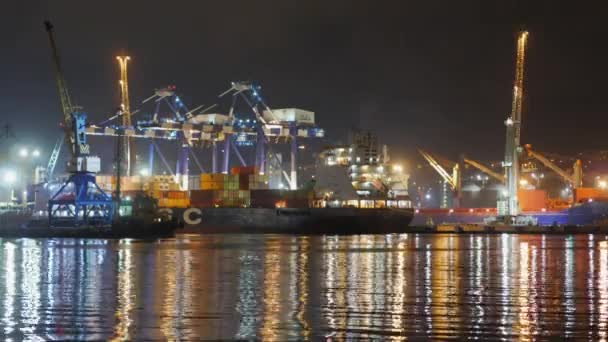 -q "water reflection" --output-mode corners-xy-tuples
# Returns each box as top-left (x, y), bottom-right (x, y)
(0, 234), (608, 339)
